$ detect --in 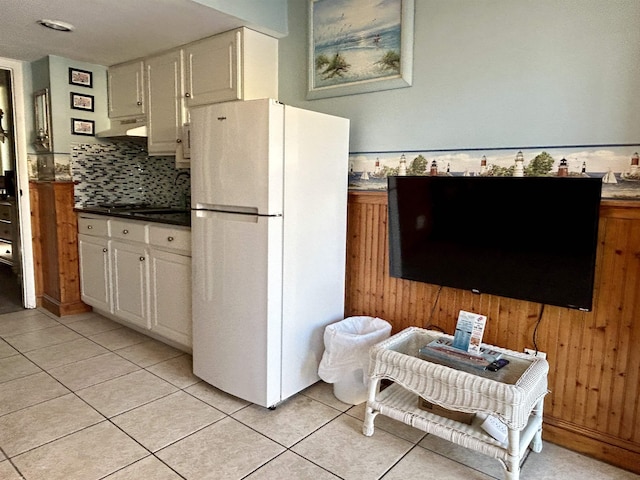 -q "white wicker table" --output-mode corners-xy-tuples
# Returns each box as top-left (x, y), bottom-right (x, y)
(363, 327), (549, 480)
